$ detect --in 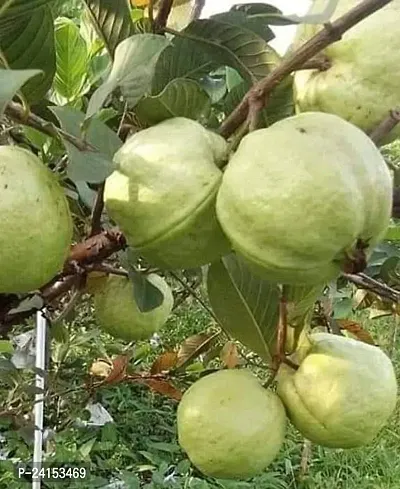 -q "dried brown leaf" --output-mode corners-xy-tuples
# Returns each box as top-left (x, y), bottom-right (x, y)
(176, 332), (220, 368)
(337, 319), (376, 345)
(137, 378), (182, 401)
(150, 351), (178, 374)
(220, 341), (239, 369)
(103, 354), (130, 384)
